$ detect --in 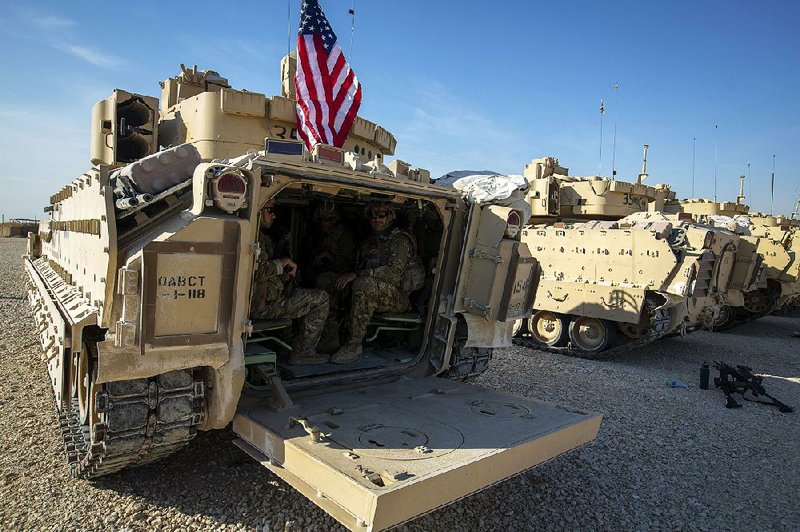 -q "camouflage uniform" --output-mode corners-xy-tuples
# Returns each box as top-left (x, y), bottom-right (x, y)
(314, 224), (357, 345)
(250, 231), (329, 357)
(335, 227), (413, 359)
(313, 223), (356, 277)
